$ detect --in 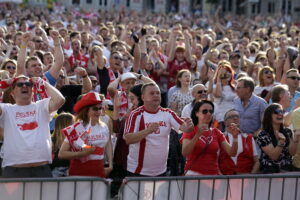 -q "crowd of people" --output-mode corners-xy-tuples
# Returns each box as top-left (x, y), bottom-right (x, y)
(0, 2), (299, 197)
